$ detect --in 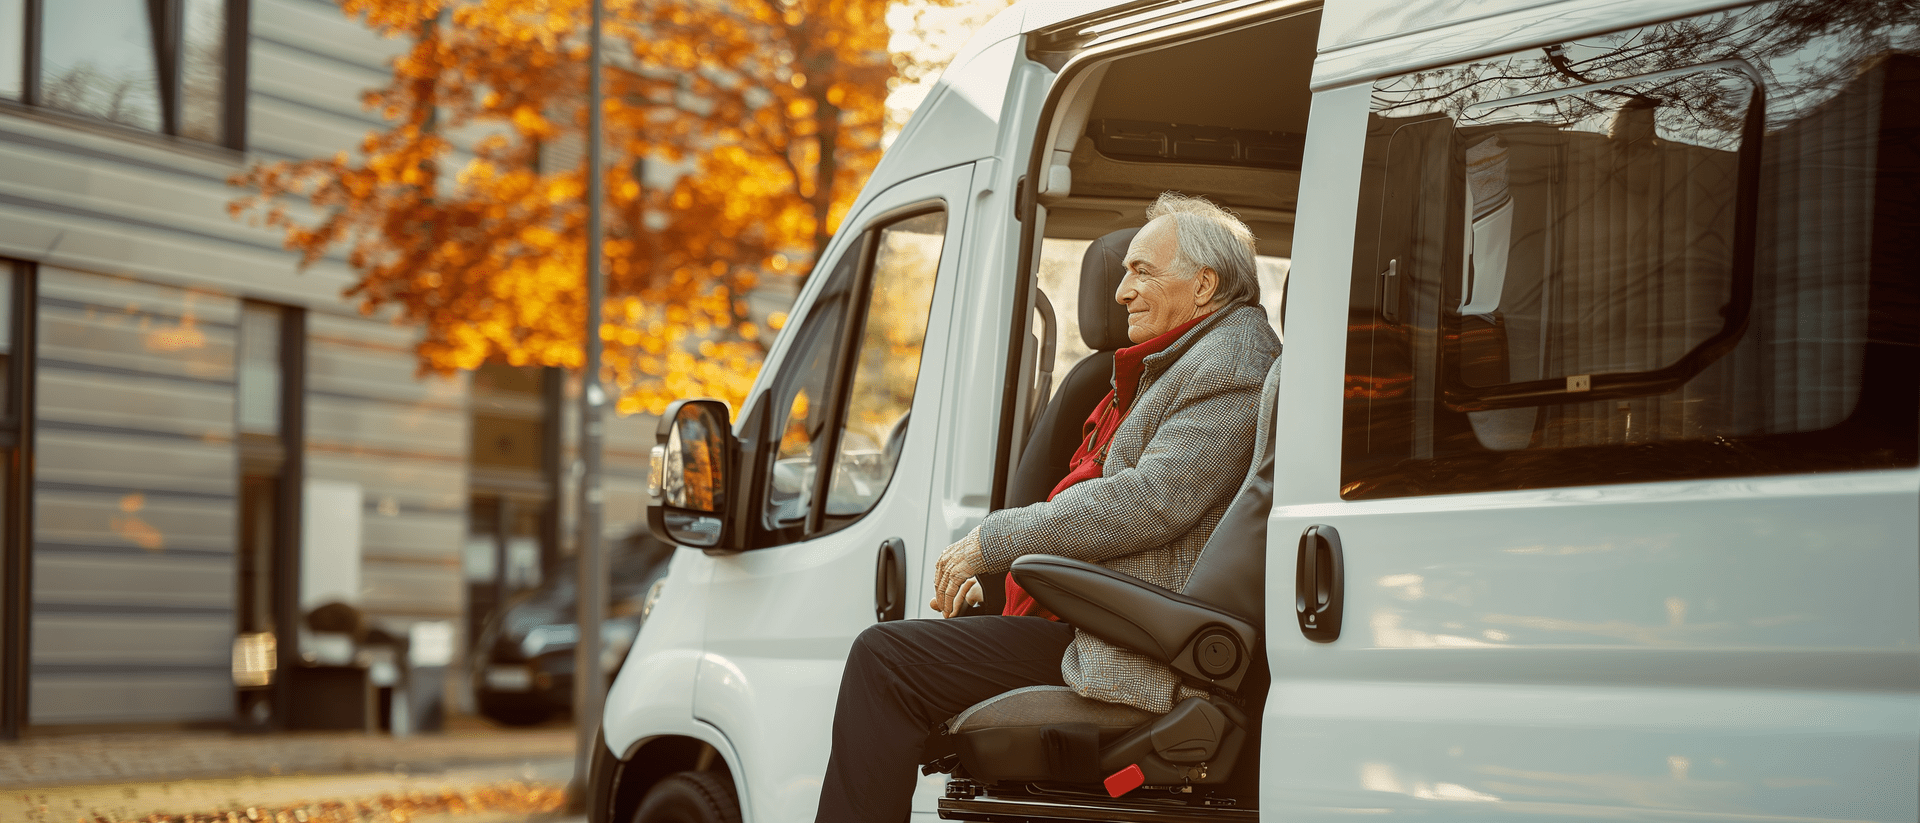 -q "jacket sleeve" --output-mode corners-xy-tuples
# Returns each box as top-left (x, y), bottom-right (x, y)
(974, 355), (1265, 575)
